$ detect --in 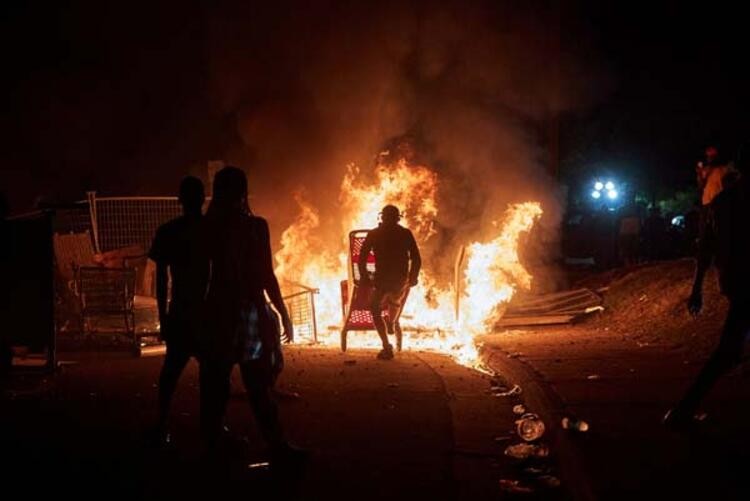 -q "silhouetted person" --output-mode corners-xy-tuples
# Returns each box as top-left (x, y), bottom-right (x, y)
(358, 205), (421, 359)
(0, 192), (11, 378)
(642, 207), (666, 261)
(617, 205), (641, 266)
(199, 166), (303, 467)
(148, 176), (207, 442)
(664, 152), (749, 428)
